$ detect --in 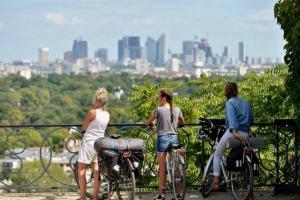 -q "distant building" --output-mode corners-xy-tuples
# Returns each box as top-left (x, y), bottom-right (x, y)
(238, 42), (245, 63)
(169, 58), (181, 73)
(156, 33), (168, 65)
(245, 56), (249, 65)
(38, 48), (49, 67)
(72, 39), (88, 60)
(95, 48), (108, 63)
(182, 41), (194, 55)
(194, 38), (213, 65)
(64, 51), (73, 63)
(223, 46), (229, 57)
(146, 37), (157, 64)
(118, 36), (141, 61)
(251, 57), (256, 65)
(256, 57), (262, 65)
